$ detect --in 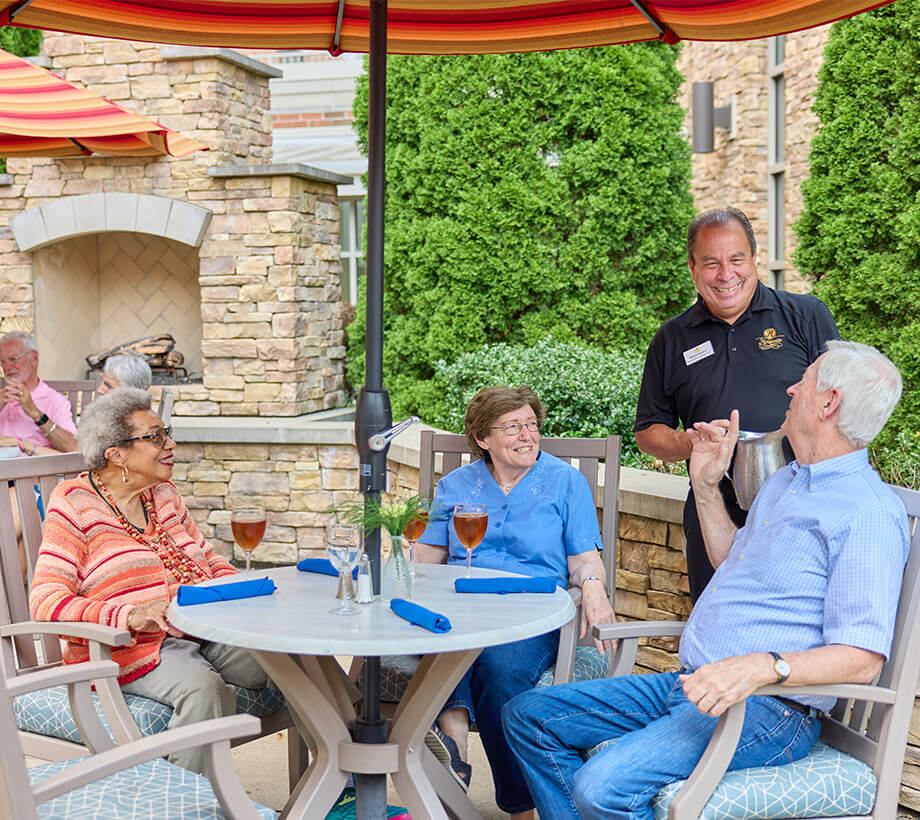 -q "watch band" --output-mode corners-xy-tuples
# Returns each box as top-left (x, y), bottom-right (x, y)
(582, 575), (604, 587)
(769, 651), (791, 684)
(35, 413), (49, 427)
